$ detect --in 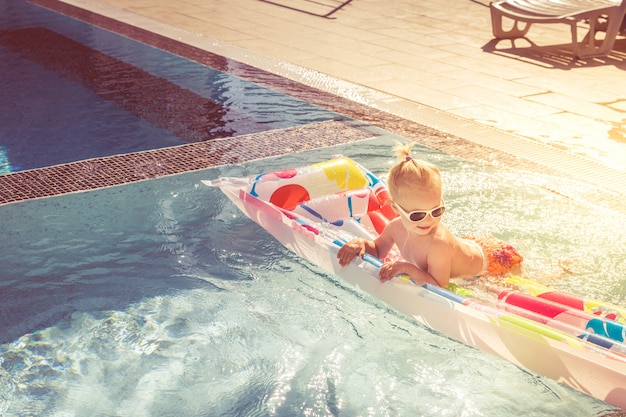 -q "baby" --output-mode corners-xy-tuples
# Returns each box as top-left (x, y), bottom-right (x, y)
(336, 143), (522, 287)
